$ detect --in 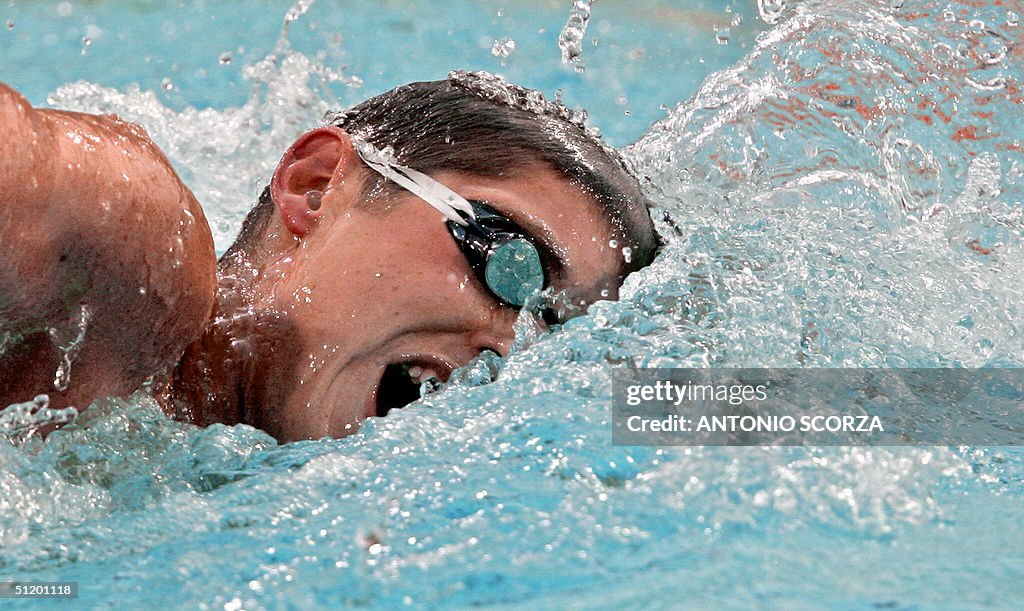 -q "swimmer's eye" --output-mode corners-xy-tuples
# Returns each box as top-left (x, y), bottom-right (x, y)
(350, 138), (553, 310)
(446, 200), (548, 309)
